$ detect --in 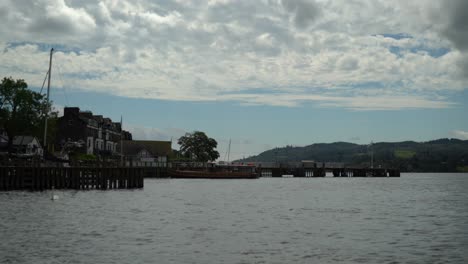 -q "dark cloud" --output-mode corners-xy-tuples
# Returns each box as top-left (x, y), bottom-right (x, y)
(28, 16), (78, 35)
(438, 0), (468, 78)
(0, 0), (96, 47)
(456, 54), (468, 79)
(442, 0), (468, 52)
(281, 0), (320, 29)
